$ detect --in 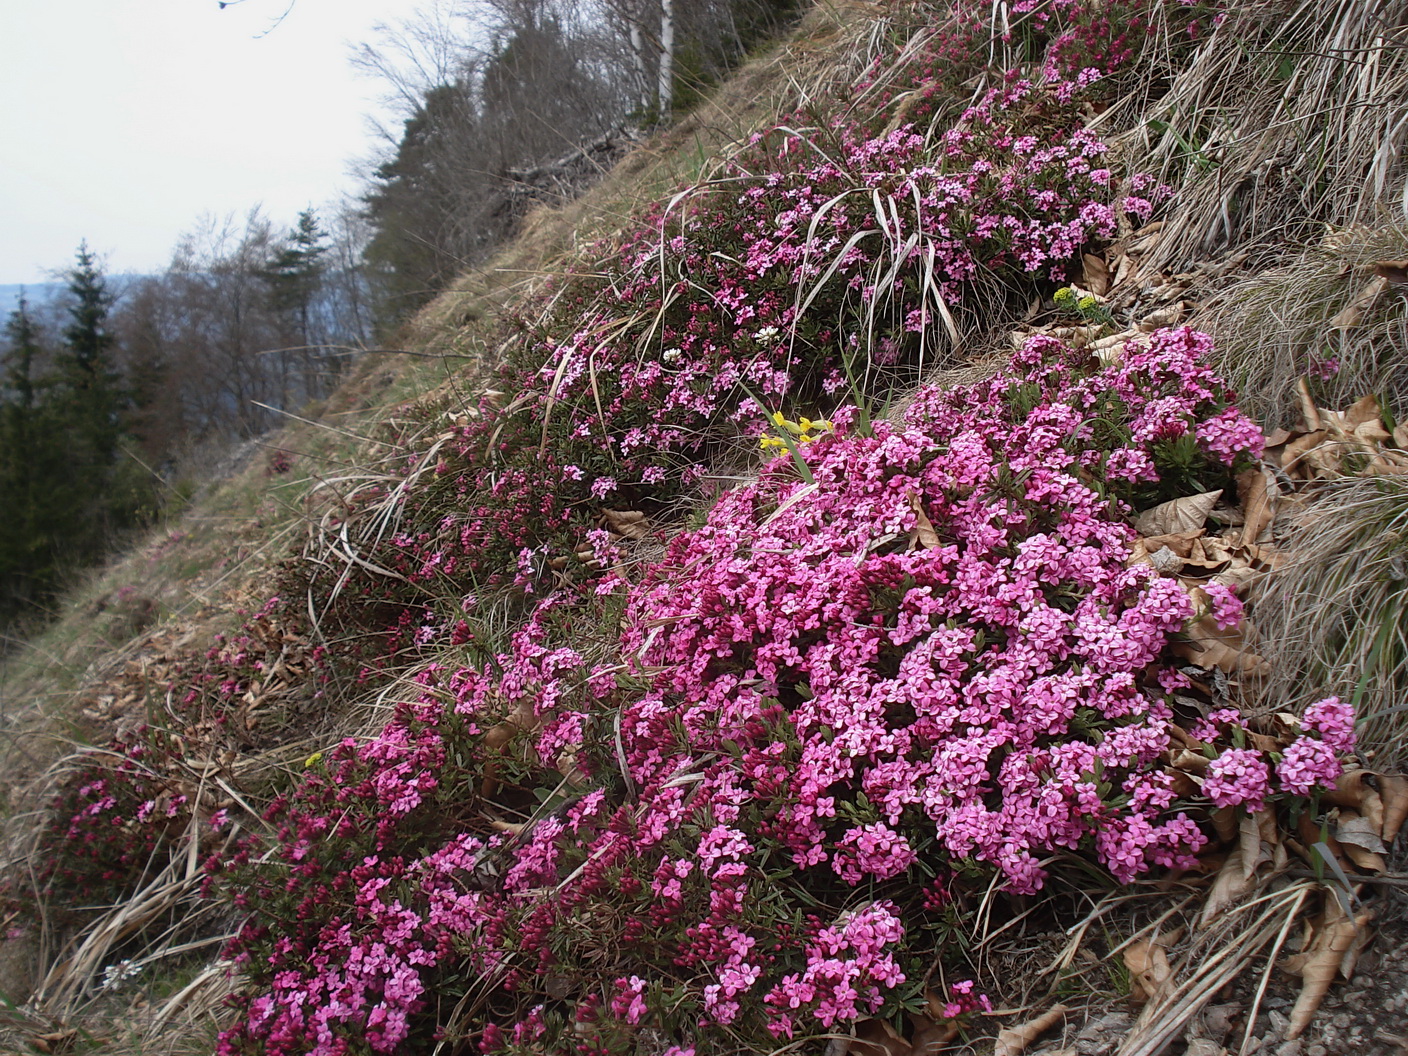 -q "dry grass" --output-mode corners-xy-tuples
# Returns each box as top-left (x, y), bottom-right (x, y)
(1199, 220), (1408, 429)
(1102, 0), (1408, 273)
(1250, 474), (1408, 770)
